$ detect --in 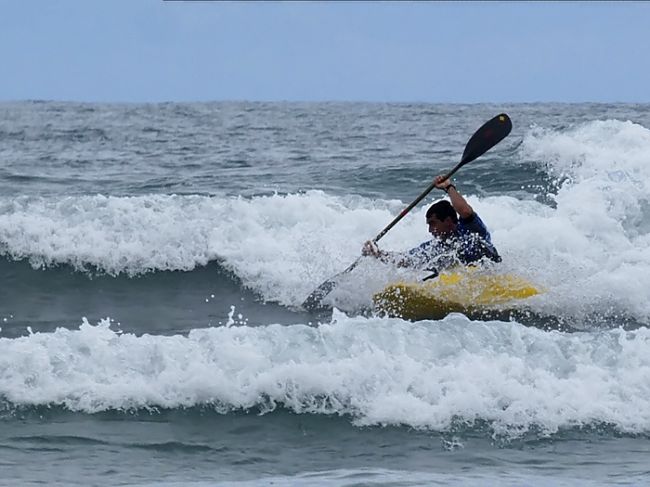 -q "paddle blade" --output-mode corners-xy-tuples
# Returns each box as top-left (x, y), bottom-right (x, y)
(302, 279), (337, 310)
(460, 113), (512, 166)
(302, 258), (361, 311)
